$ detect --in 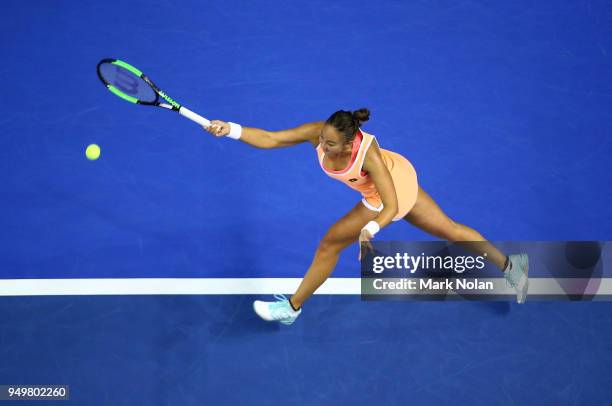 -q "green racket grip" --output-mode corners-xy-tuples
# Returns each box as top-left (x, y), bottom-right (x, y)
(178, 106), (211, 128)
